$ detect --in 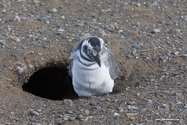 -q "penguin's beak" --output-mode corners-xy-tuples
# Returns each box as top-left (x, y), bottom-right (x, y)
(93, 54), (101, 67)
